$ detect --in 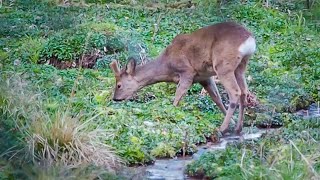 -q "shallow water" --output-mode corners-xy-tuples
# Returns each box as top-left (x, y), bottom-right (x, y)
(143, 129), (267, 180)
(295, 103), (320, 118)
(128, 103), (320, 180)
